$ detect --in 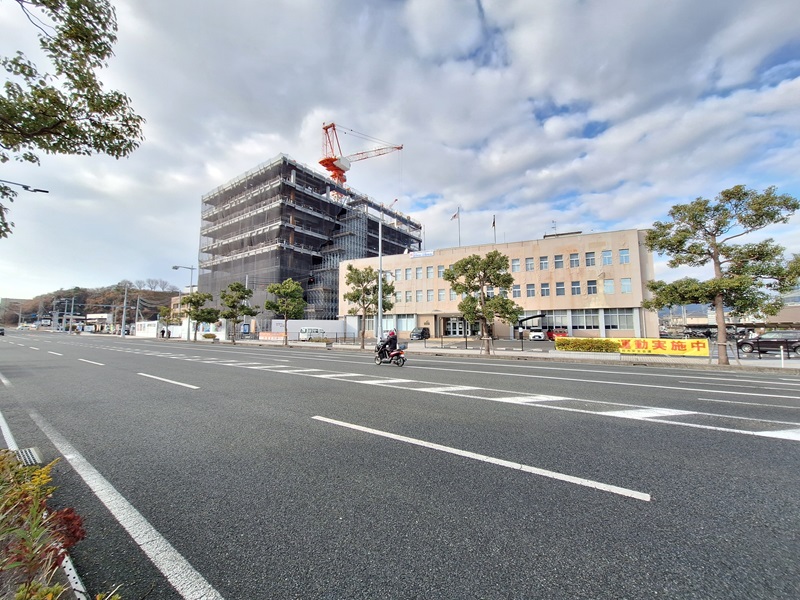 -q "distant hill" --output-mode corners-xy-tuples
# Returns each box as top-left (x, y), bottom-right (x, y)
(1, 284), (176, 325)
